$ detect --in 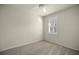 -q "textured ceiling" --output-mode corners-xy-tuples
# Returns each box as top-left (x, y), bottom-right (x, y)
(0, 4), (77, 16)
(26, 4), (76, 16)
(37, 4), (76, 16)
